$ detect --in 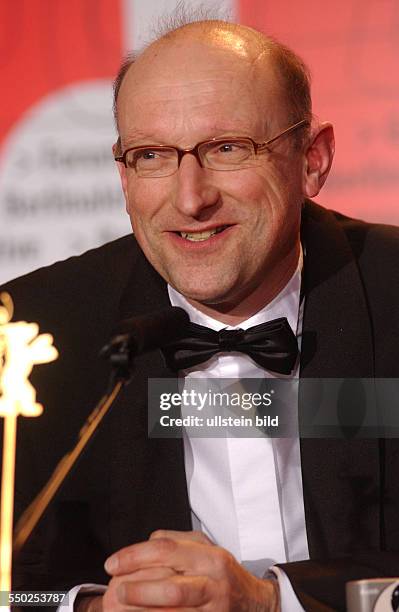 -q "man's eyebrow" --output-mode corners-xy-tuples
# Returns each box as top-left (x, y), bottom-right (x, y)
(122, 131), (165, 148)
(121, 124), (269, 149)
